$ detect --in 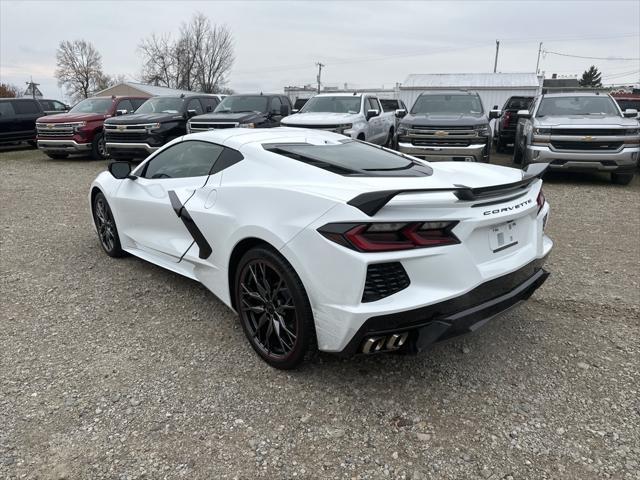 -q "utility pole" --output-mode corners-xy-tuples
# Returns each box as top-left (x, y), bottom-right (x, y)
(25, 77), (40, 99)
(536, 42), (543, 74)
(493, 40), (500, 73)
(315, 62), (324, 94)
